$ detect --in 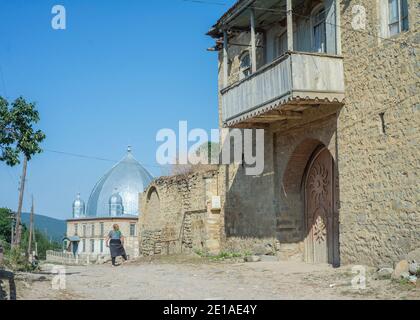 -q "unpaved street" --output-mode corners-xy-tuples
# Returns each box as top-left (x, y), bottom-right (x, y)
(15, 256), (420, 300)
